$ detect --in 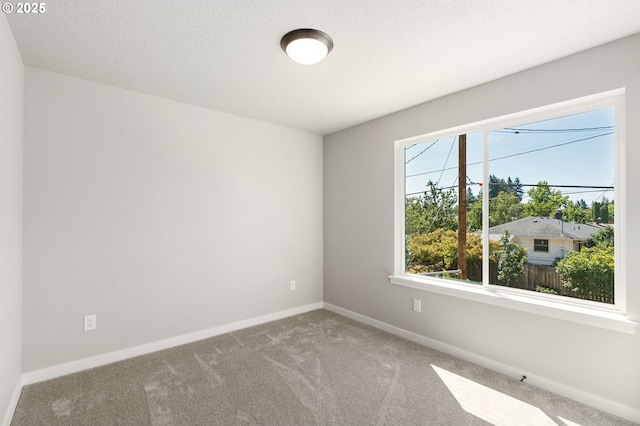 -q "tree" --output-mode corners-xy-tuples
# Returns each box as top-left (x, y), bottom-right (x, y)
(592, 199), (613, 224)
(600, 197), (613, 223)
(489, 191), (523, 227)
(488, 175), (523, 201)
(555, 246), (614, 303)
(562, 202), (589, 223)
(406, 229), (458, 272)
(590, 226), (614, 248)
(494, 230), (527, 286)
(405, 180), (458, 237)
(467, 198), (483, 231)
(466, 187), (477, 204)
(576, 199), (588, 210)
(413, 180), (458, 233)
(522, 181), (569, 217)
(600, 203), (609, 223)
(592, 201), (602, 222)
(510, 176), (524, 200)
(406, 229), (493, 275)
(406, 197), (429, 237)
